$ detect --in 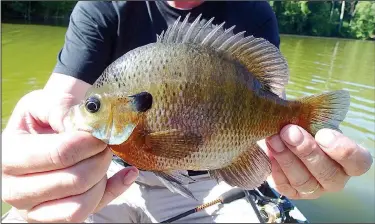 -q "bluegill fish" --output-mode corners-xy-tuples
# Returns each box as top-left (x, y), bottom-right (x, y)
(64, 14), (350, 200)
